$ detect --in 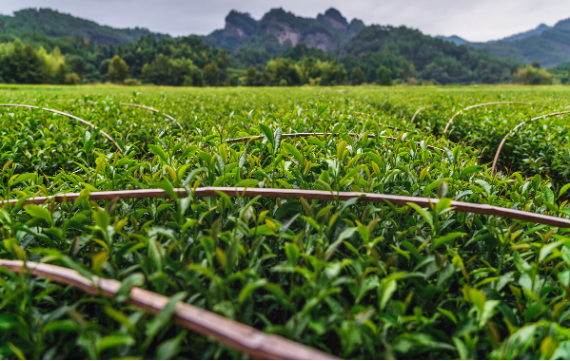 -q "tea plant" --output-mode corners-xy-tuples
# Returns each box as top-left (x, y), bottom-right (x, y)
(1, 85), (570, 359)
